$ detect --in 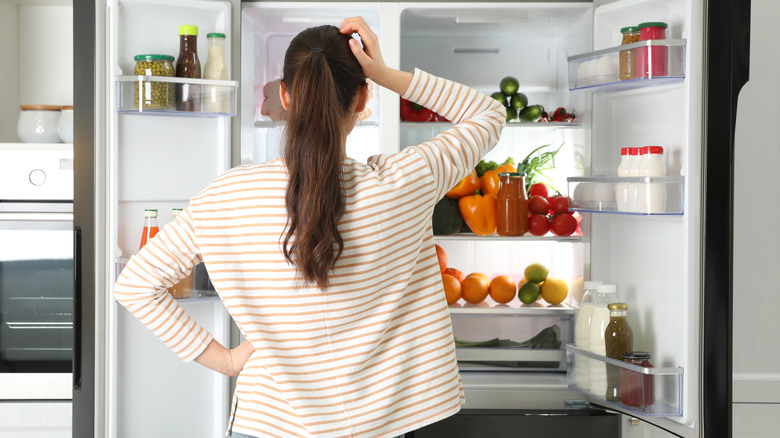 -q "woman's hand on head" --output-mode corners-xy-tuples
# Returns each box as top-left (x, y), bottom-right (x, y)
(339, 16), (386, 82)
(339, 16), (413, 96)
